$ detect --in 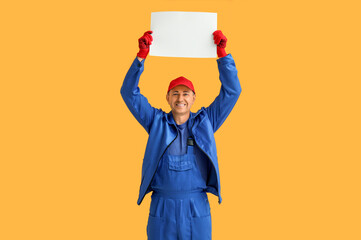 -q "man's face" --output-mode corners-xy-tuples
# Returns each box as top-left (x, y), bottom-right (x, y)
(166, 85), (196, 116)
